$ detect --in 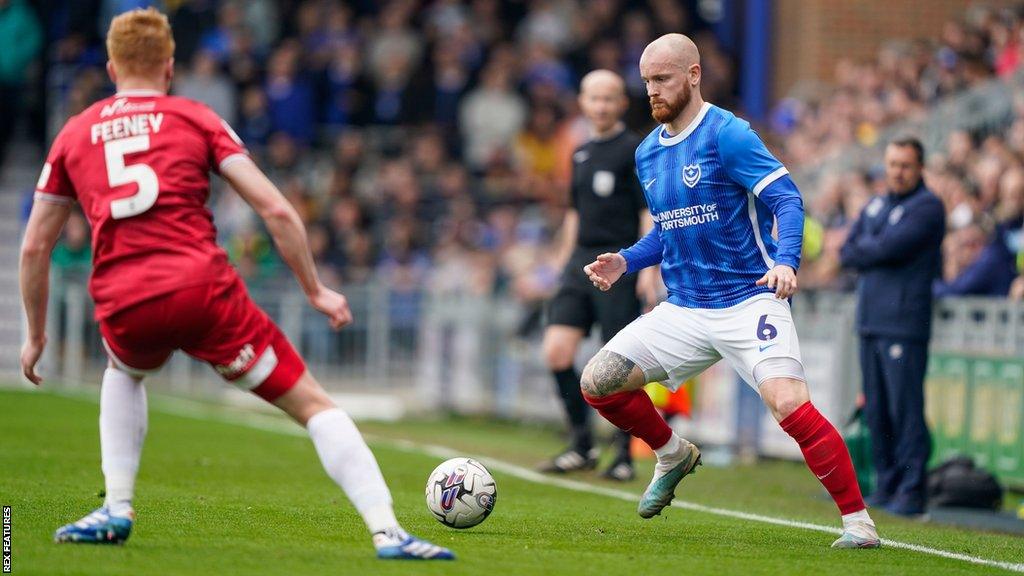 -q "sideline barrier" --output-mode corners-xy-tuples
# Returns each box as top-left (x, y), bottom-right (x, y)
(26, 275), (1024, 483)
